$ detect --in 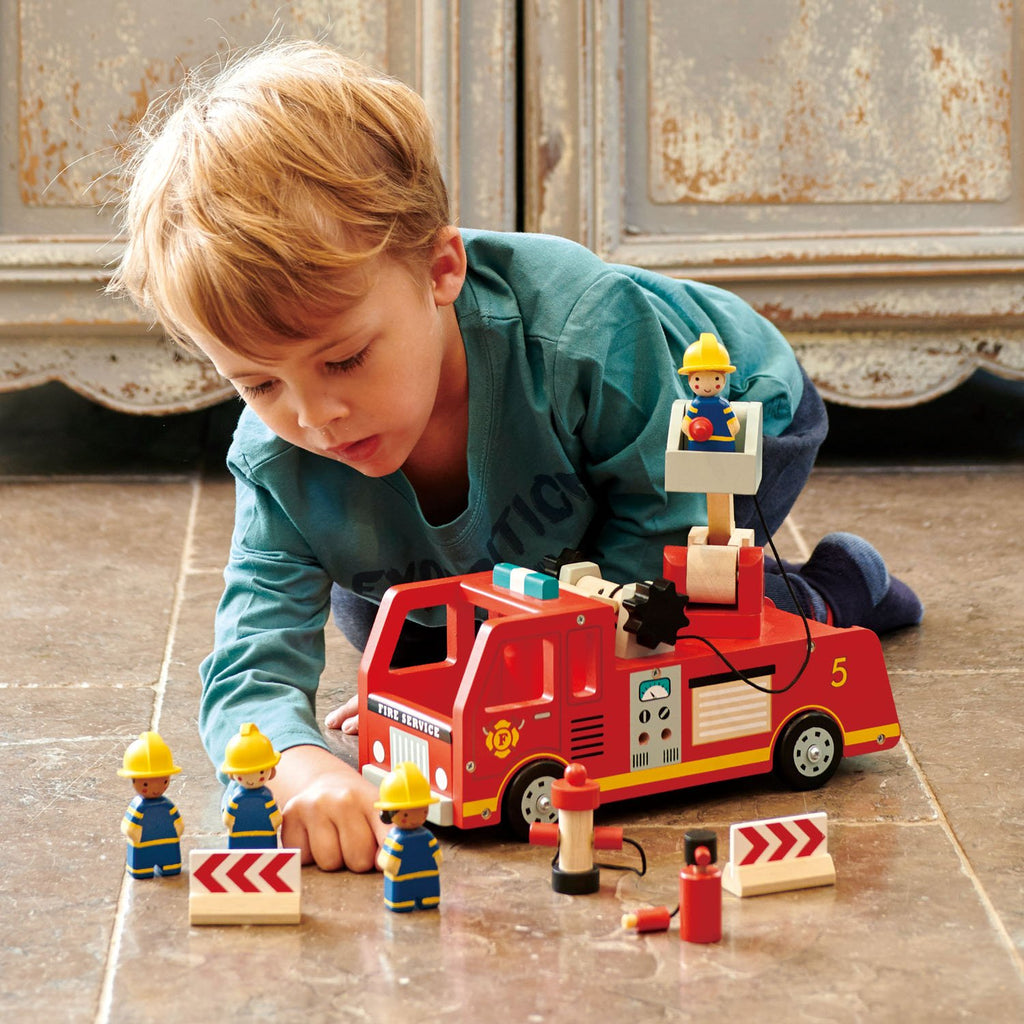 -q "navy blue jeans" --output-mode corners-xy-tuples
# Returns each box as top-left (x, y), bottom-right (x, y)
(332, 366), (828, 659)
